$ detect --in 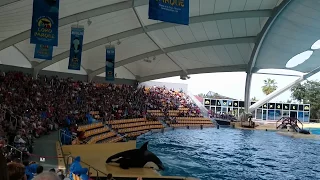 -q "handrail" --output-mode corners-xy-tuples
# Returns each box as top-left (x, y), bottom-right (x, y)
(0, 107), (20, 129)
(0, 108), (5, 114)
(59, 130), (76, 145)
(293, 117), (304, 130)
(57, 129), (67, 169)
(2, 143), (23, 161)
(66, 154), (192, 180)
(12, 116), (18, 129)
(276, 117), (287, 129)
(66, 155), (109, 178)
(276, 117), (304, 131)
